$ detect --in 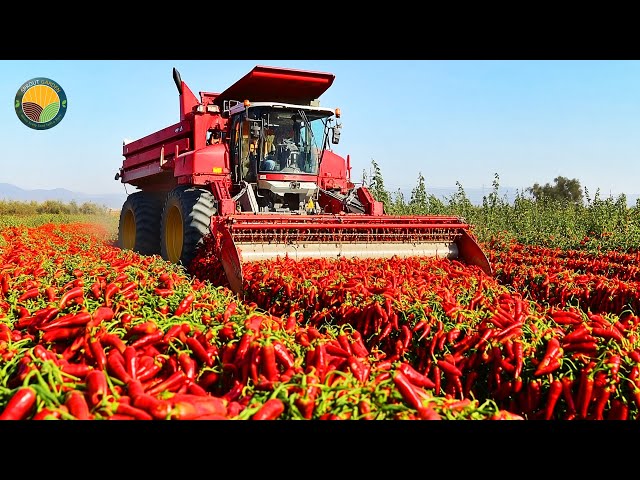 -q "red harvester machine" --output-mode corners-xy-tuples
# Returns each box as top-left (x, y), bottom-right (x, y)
(115, 65), (492, 294)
